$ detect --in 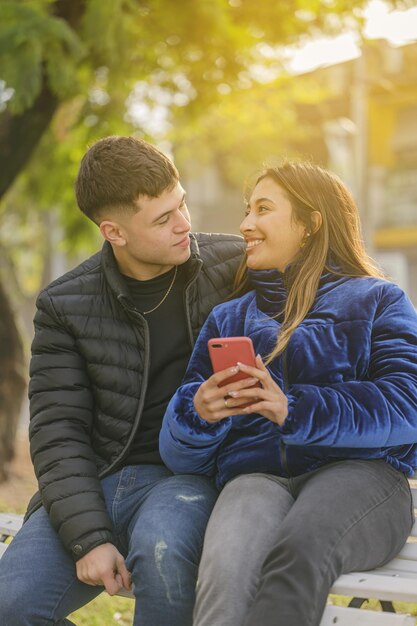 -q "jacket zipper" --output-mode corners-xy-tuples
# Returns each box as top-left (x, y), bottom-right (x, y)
(280, 348), (291, 477)
(183, 260), (203, 349)
(104, 262), (202, 476)
(99, 304), (150, 478)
